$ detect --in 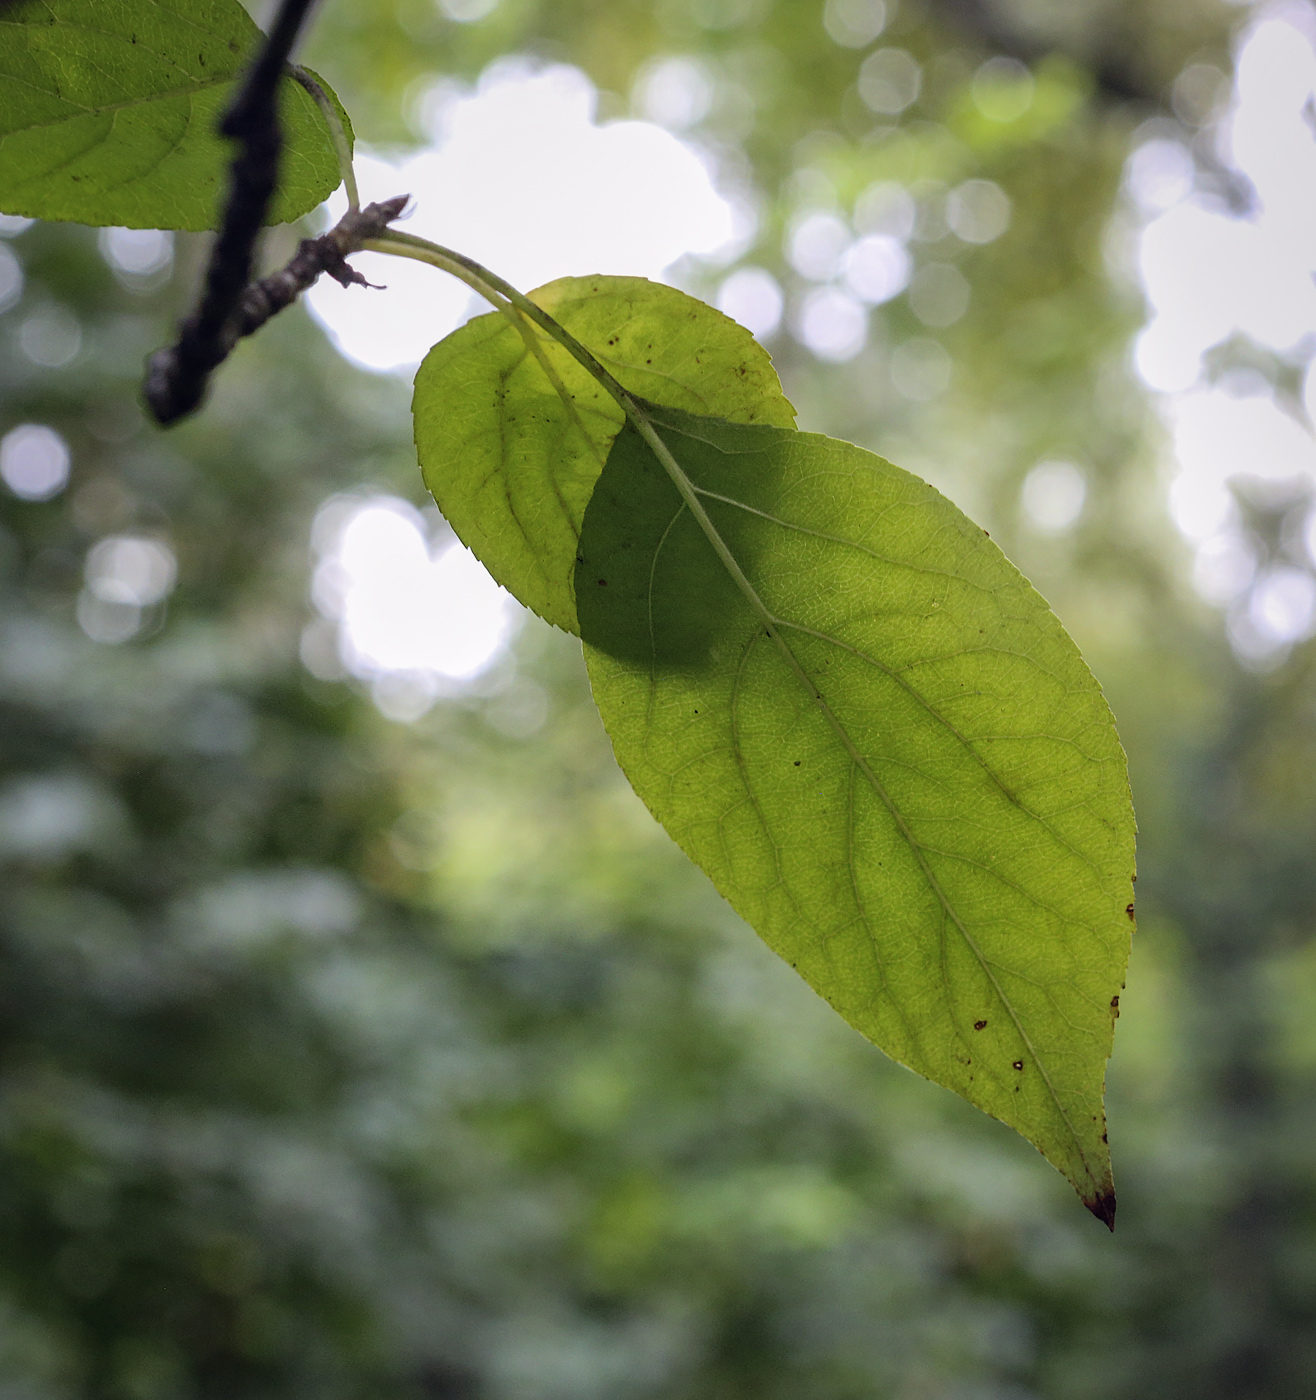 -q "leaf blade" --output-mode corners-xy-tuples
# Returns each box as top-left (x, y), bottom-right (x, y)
(578, 403), (1134, 1218)
(0, 0), (348, 230)
(414, 275), (795, 633)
